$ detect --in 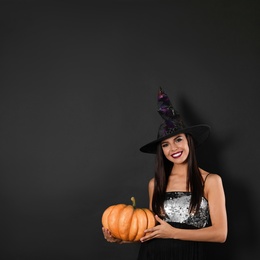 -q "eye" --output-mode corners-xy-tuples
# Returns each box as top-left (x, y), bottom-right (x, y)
(161, 143), (168, 148)
(175, 137), (183, 143)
